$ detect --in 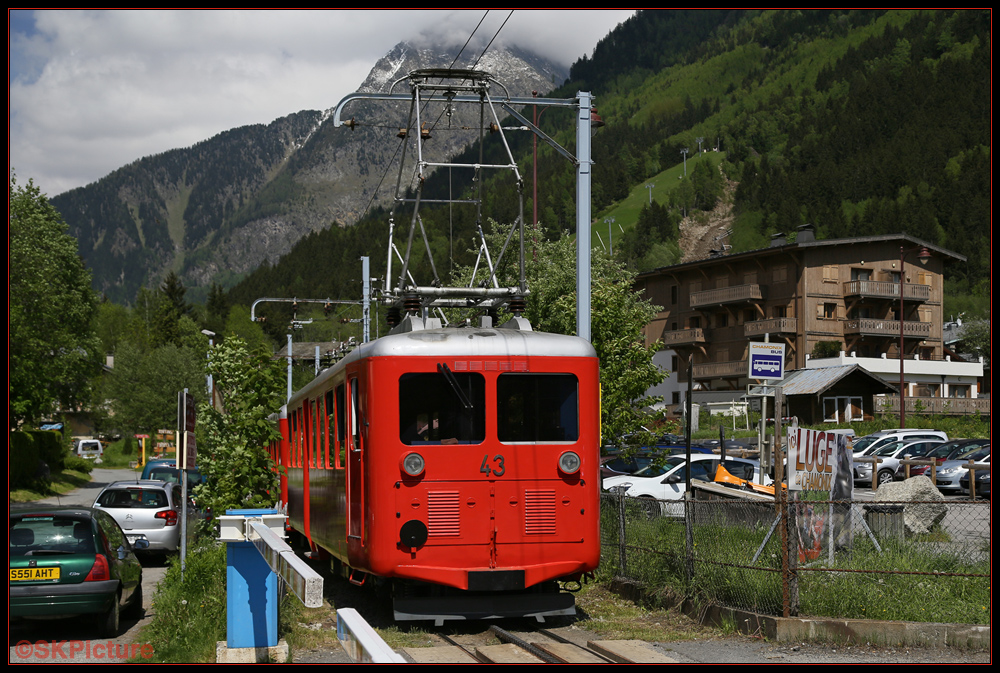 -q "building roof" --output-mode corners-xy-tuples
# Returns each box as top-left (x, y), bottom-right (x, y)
(637, 231), (966, 280)
(747, 365), (898, 398)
